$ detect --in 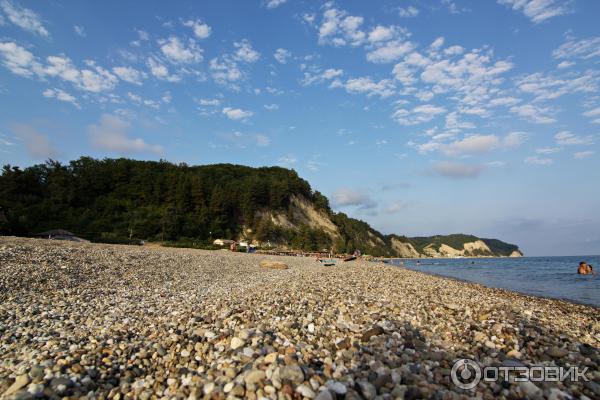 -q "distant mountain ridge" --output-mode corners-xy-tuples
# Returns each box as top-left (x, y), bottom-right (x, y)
(0, 158), (522, 257)
(389, 234), (522, 258)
